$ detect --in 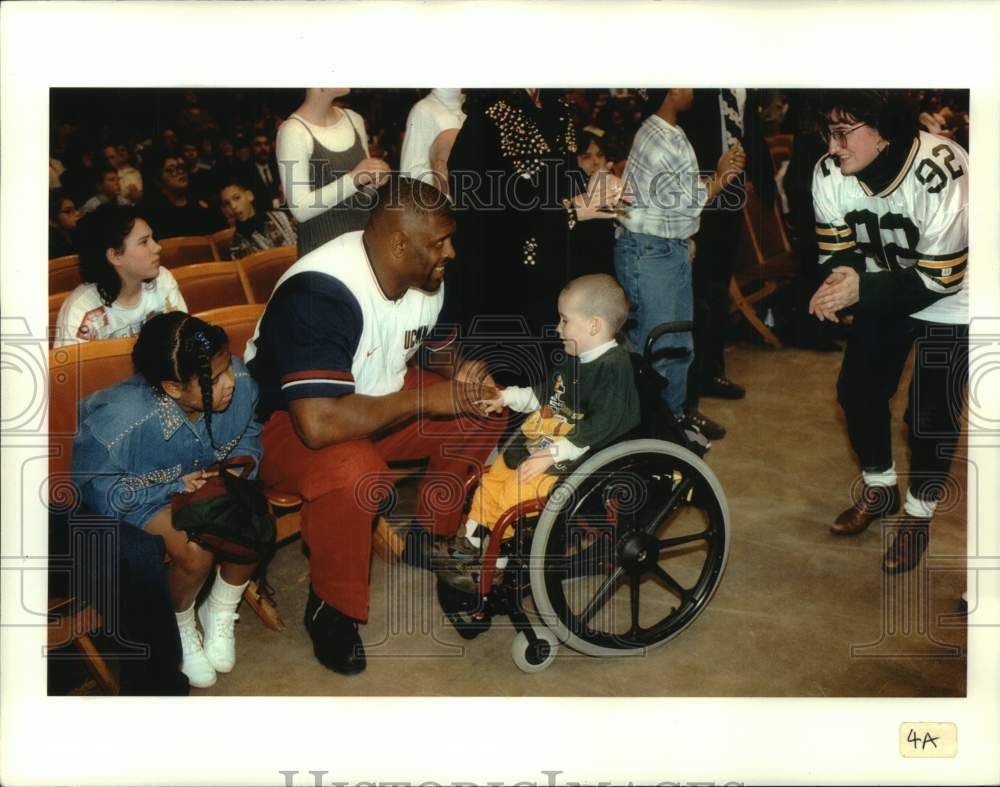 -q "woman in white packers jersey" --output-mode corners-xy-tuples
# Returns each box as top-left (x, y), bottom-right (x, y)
(54, 203), (187, 347)
(807, 89), (968, 575)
